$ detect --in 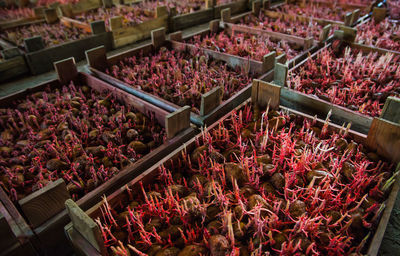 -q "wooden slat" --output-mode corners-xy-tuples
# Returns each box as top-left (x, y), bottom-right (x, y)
(44, 8), (59, 24)
(151, 27), (166, 49)
(254, 79), (281, 109)
(171, 9), (214, 31)
(24, 36), (45, 53)
(381, 97), (400, 124)
(60, 16), (92, 33)
(200, 86), (224, 116)
(262, 51), (276, 73)
(18, 179), (70, 228)
(273, 62), (288, 86)
(0, 56), (29, 83)
(54, 57), (79, 84)
(372, 7), (387, 23)
(86, 45), (108, 71)
(166, 106), (191, 139)
(65, 200), (104, 254)
(367, 118), (400, 163)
